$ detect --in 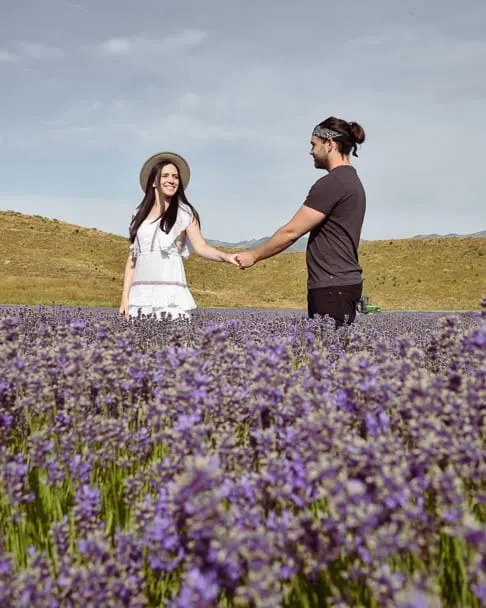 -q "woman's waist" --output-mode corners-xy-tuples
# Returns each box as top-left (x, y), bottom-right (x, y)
(130, 279), (188, 288)
(133, 258), (185, 280)
(137, 248), (181, 257)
